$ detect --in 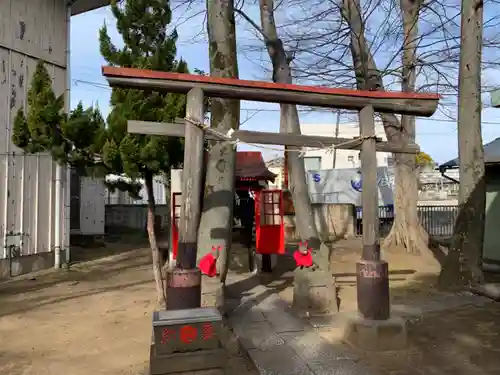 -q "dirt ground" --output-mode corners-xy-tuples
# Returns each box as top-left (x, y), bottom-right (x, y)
(0, 240), (256, 375)
(2, 237), (499, 375)
(309, 239), (500, 375)
(360, 304), (500, 375)
(279, 238), (444, 312)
